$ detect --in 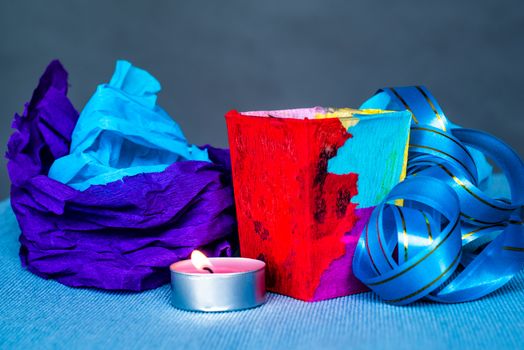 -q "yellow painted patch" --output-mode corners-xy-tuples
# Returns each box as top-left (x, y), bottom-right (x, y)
(314, 108), (396, 130)
(394, 123), (411, 207)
